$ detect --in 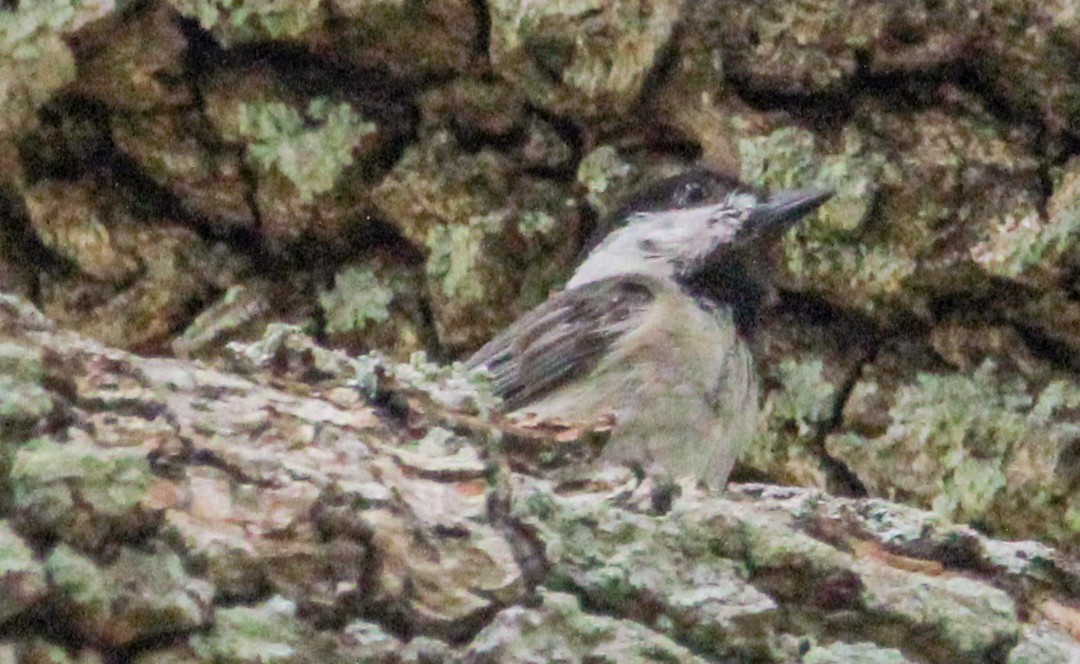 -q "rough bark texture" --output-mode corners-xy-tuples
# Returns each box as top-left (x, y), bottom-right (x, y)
(5, 0), (1080, 660)
(2, 293), (1080, 663)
